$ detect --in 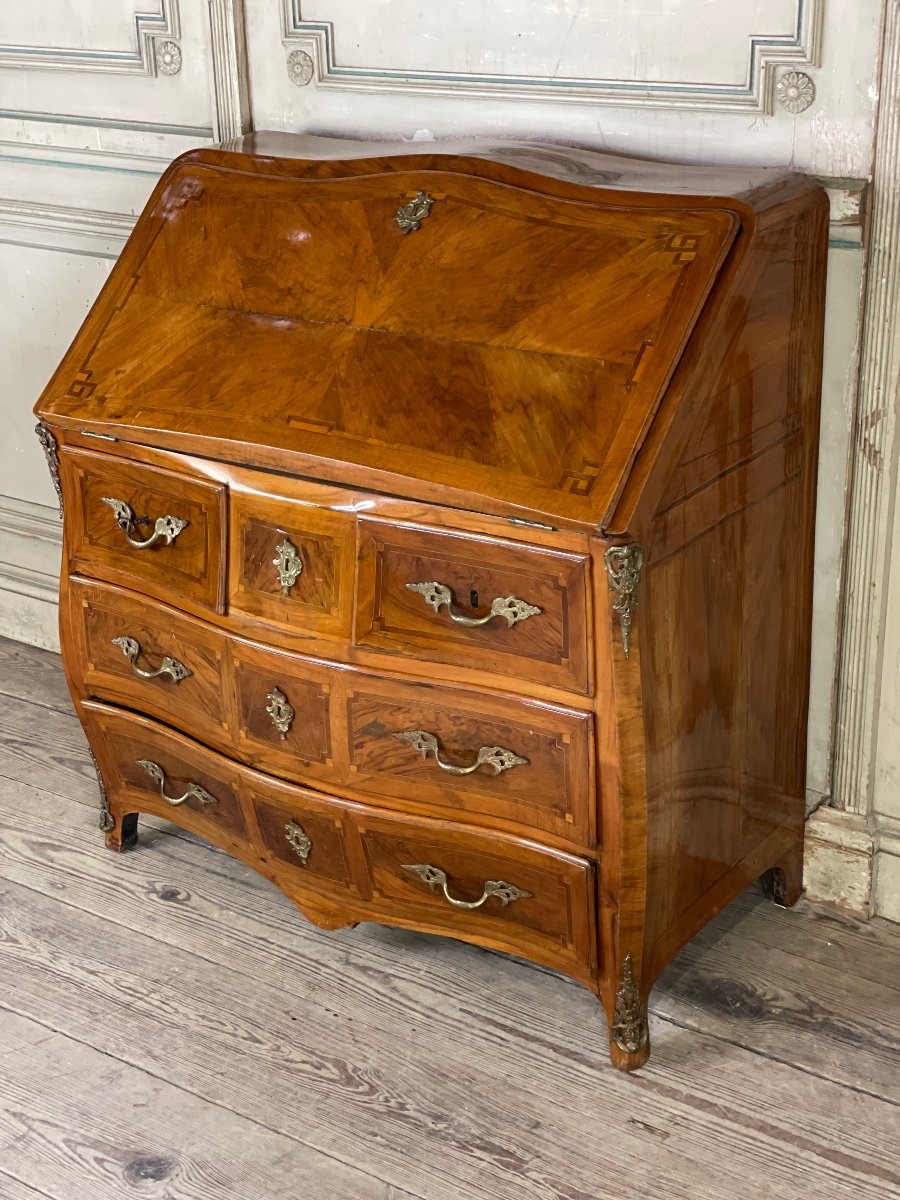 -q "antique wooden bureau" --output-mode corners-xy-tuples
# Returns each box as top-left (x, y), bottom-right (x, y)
(34, 133), (827, 1071)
